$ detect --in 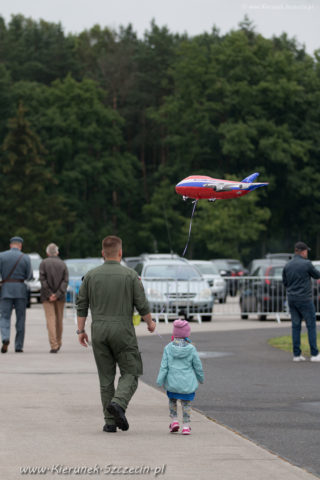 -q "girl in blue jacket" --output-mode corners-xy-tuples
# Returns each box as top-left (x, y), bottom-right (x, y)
(156, 319), (204, 435)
